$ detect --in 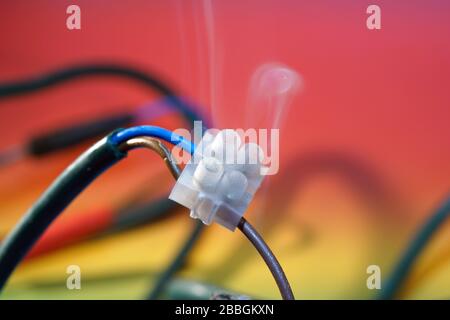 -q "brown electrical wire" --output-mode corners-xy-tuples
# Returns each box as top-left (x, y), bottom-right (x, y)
(238, 217), (295, 300)
(118, 136), (204, 300)
(118, 136), (295, 300)
(118, 137), (181, 179)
